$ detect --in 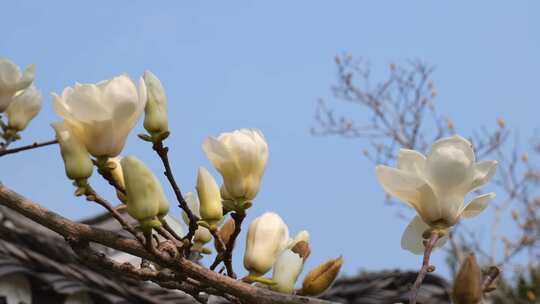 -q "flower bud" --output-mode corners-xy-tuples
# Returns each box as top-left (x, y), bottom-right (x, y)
(142, 71), (169, 139)
(301, 256), (343, 296)
(5, 86), (42, 132)
(51, 122), (93, 182)
(244, 212), (289, 276)
(107, 157), (126, 190)
(452, 254), (482, 304)
(203, 128), (268, 207)
(193, 225), (213, 245)
(184, 192), (212, 245)
(121, 156), (163, 231)
(196, 167), (223, 227)
(271, 249), (304, 294)
(215, 218), (236, 253)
